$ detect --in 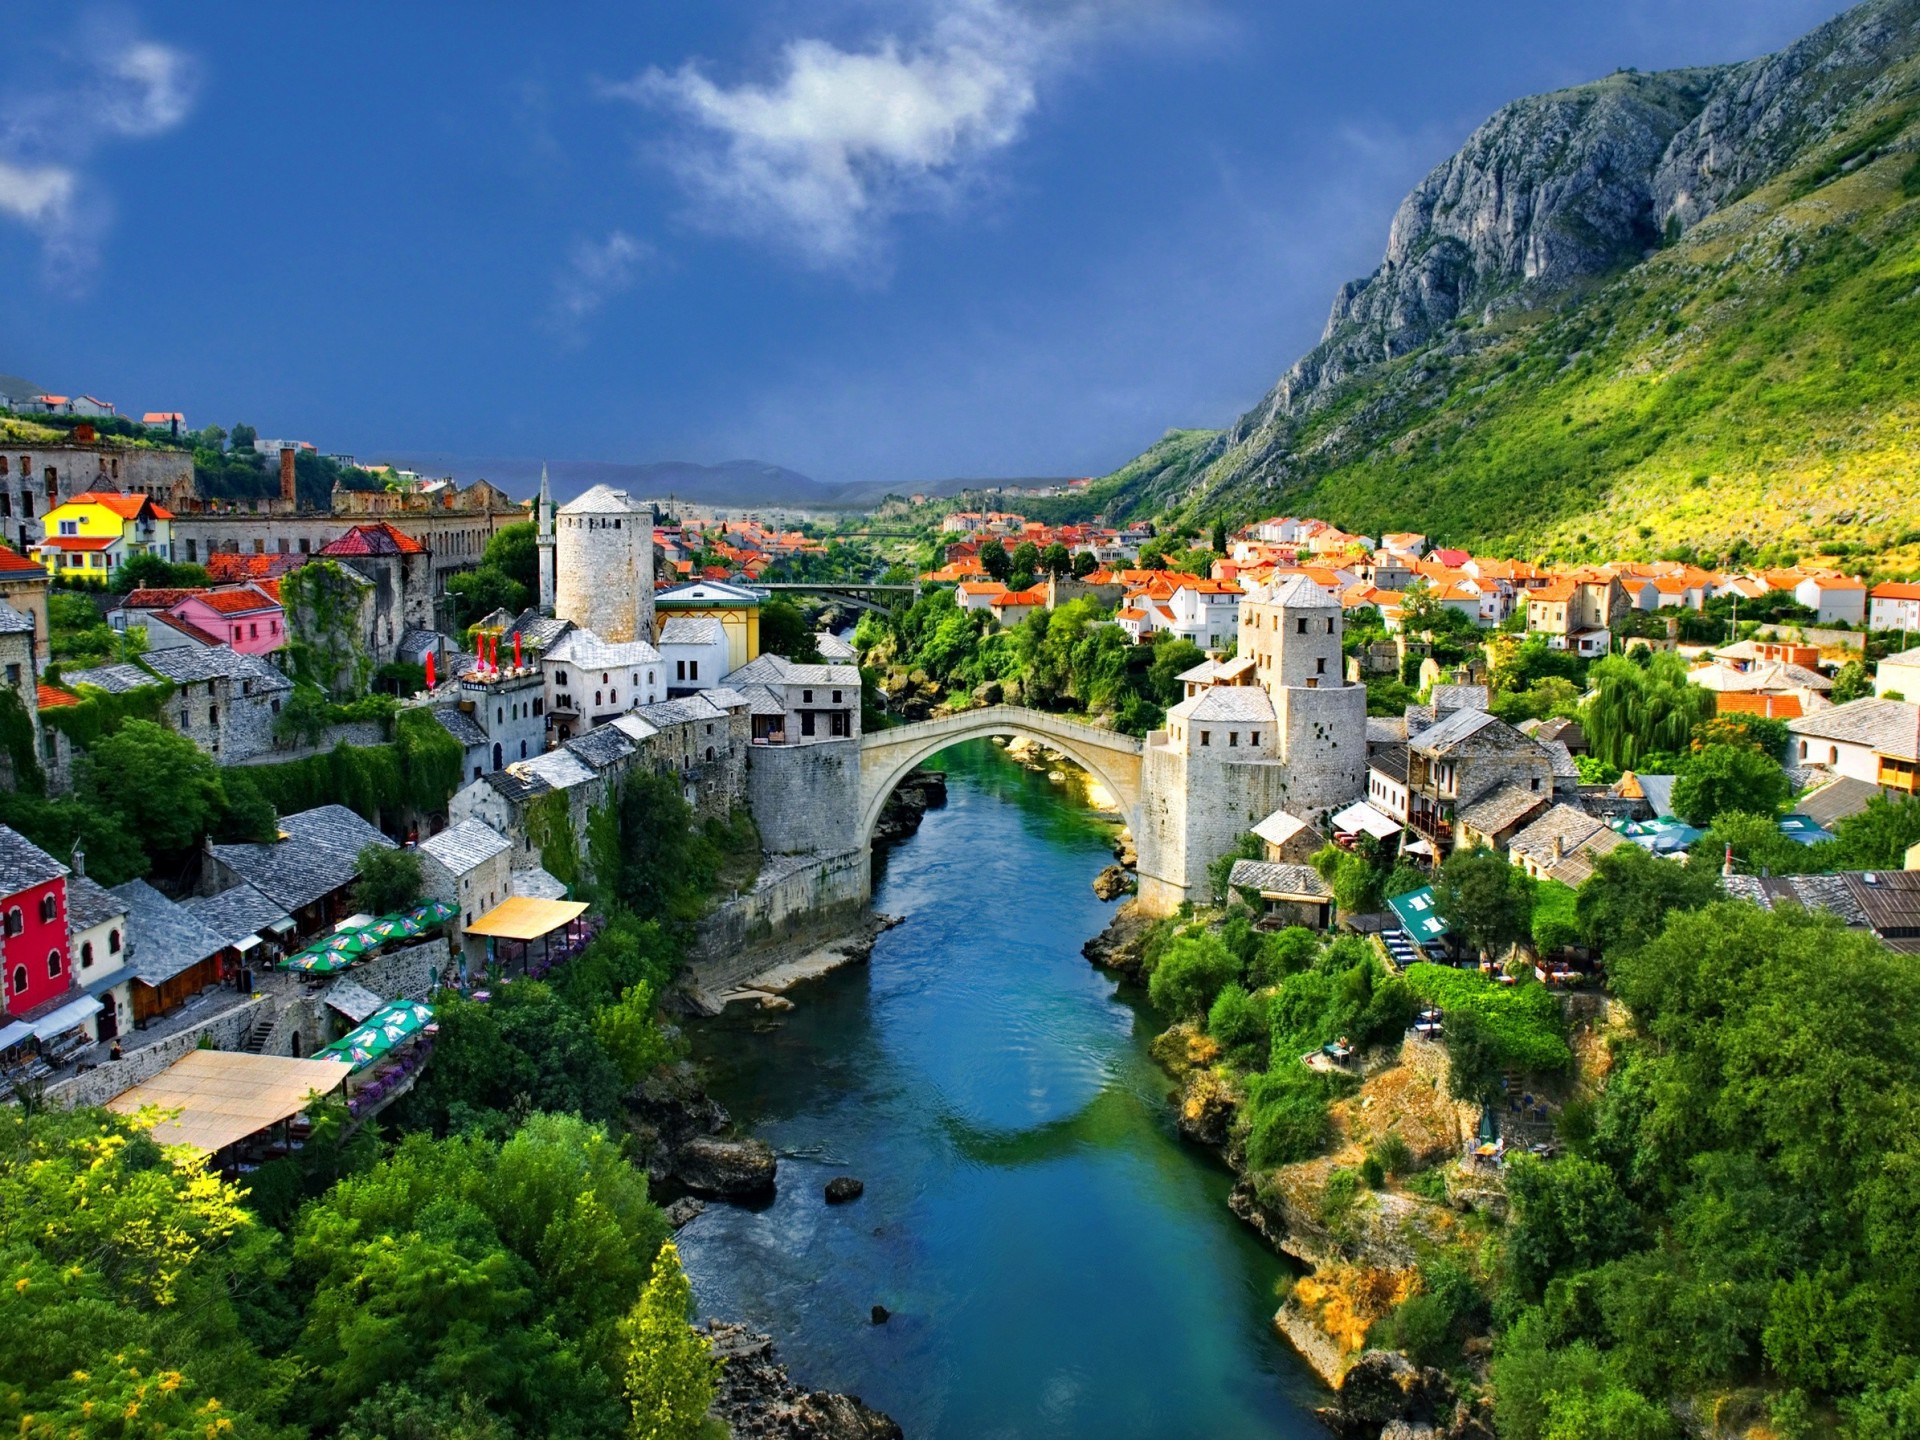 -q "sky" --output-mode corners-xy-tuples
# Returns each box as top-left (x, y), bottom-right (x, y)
(0, 0), (1859, 489)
